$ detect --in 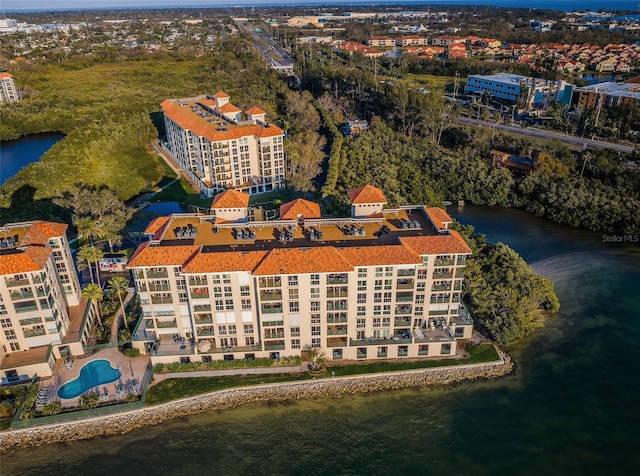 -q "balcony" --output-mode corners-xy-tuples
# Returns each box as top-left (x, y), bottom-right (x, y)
(263, 320), (284, 327)
(326, 315), (348, 324)
(432, 283), (452, 292)
(350, 337), (411, 346)
(265, 342), (285, 351)
(327, 326), (347, 336)
(395, 305), (412, 315)
(263, 331), (285, 339)
(398, 347), (408, 357)
(413, 327), (455, 343)
(397, 269), (415, 276)
(428, 310), (449, 316)
(194, 315), (213, 325)
(11, 290), (34, 300)
(15, 303), (38, 314)
(396, 279), (414, 290)
(24, 327), (47, 338)
(455, 269), (465, 278)
(327, 274), (348, 285)
(19, 317), (43, 326)
(454, 281), (463, 291)
(196, 326), (215, 336)
(261, 304), (283, 314)
(146, 269), (169, 279)
(326, 301), (348, 311)
(190, 289), (210, 299)
(202, 344), (263, 354)
(433, 271), (454, 279)
(259, 277), (281, 288)
(396, 292), (413, 302)
(5, 277), (29, 287)
(193, 304), (211, 312)
(377, 351), (388, 358)
(151, 295), (174, 305)
(148, 283), (171, 292)
(327, 337), (348, 348)
(156, 319), (178, 328)
(394, 317), (411, 327)
(434, 257), (455, 267)
(188, 277), (208, 286)
(36, 285), (51, 297)
(430, 297), (450, 304)
(326, 290), (348, 298)
(260, 290), (282, 301)
(32, 273), (46, 284)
